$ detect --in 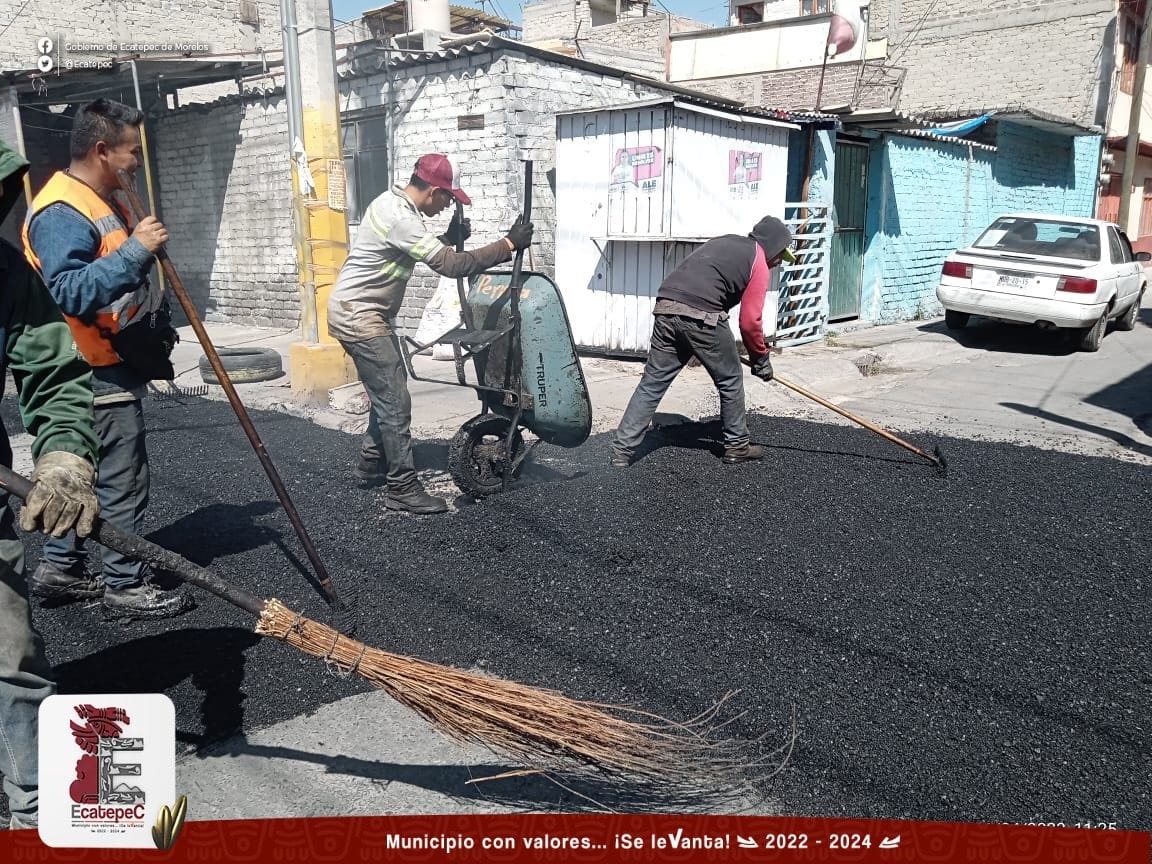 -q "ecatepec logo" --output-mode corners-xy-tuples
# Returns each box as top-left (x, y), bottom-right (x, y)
(39, 694), (177, 848)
